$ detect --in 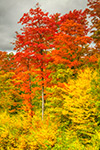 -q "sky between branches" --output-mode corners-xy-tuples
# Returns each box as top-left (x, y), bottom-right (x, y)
(0, 0), (87, 52)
